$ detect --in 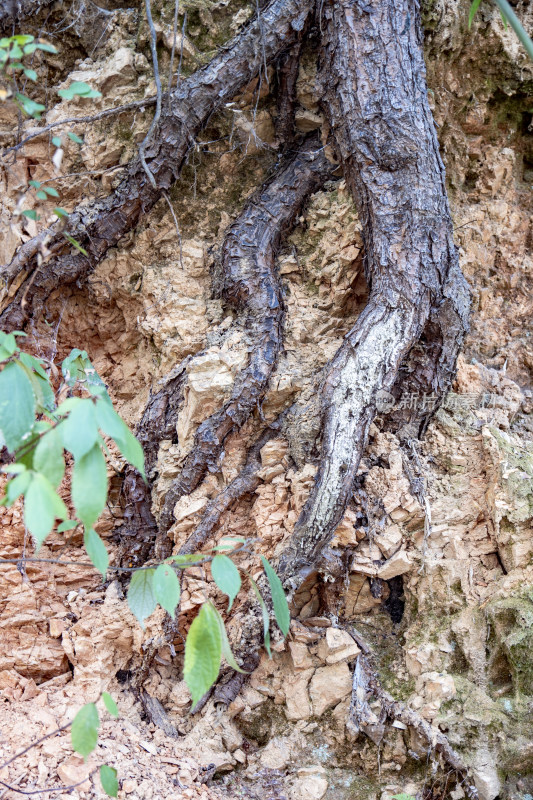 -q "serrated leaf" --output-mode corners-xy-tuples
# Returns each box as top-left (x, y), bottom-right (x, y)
(261, 556), (290, 637)
(153, 563), (180, 617)
(84, 527), (108, 577)
(184, 603), (222, 708)
(94, 399), (145, 478)
(250, 579), (271, 658)
(25, 473), (67, 548)
(57, 519), (78, 532)
(60, 398), (99, 459)
(102, 692), (119, 718)
(100, 765), (118, 797)
(468, 0), (483, 29)
(34, 427), (64, 487)
(211, 554), (241, 612)
(71, 703), (99, 759)
(72, 443), (107, 529)
(213, 606), (246, 673)
(127, 568), (156, 628)
(0, 361), (35, 452)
